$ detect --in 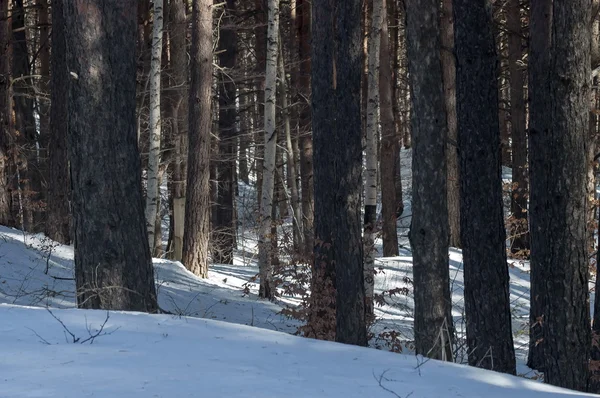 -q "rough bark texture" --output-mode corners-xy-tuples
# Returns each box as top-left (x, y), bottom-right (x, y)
(167, 0), (188, 262)
(528, 0), (591, 391)
(441, 0), (460, 249)
(0, 0), (13, 226)
(37, 0), (50, 232)
(214, 0), (237, 265)
(405, 0), (453, 360)
(46, 0), (70, 243)
(182, 0), (213, 278)
(379, 0), (399, 258)
(364, 0), (382, 322)
(145, 0), (164, 252)
(64, 0), (158, 312)
(297, 0), (314, 258)
(508, 0), (529, 255)
(12, 0), (38, 231)
(309, 0), (336, 341)
(333, 0), (367, 347)
(453, 0), (517, 375)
